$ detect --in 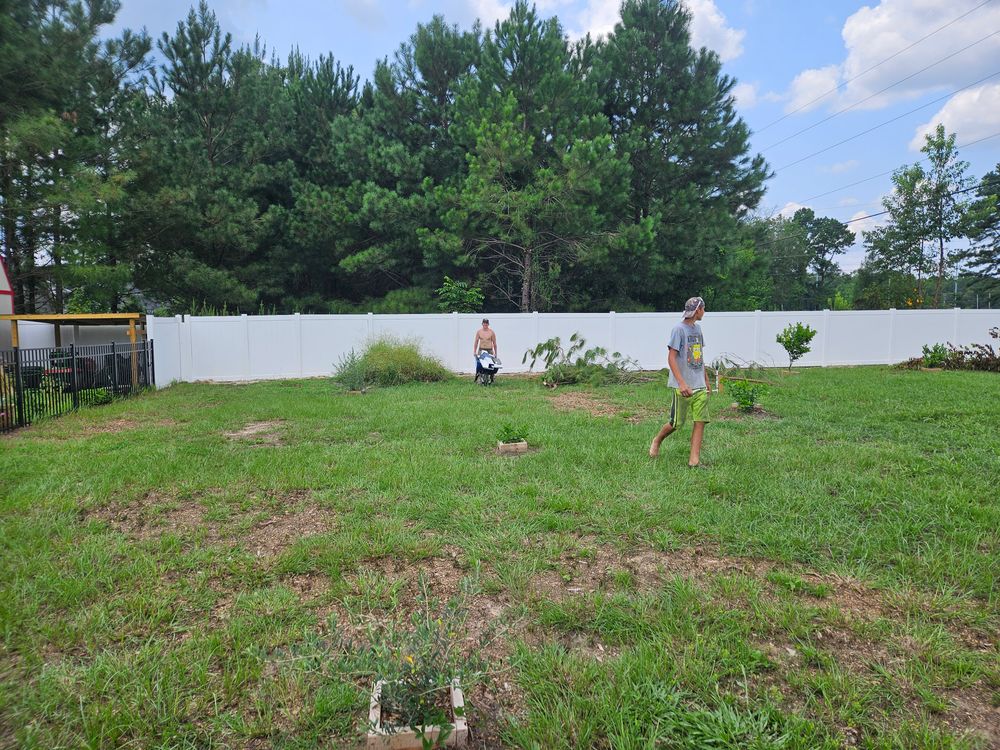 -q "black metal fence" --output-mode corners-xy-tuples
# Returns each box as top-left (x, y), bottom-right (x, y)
(0, 340), (155, 433)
